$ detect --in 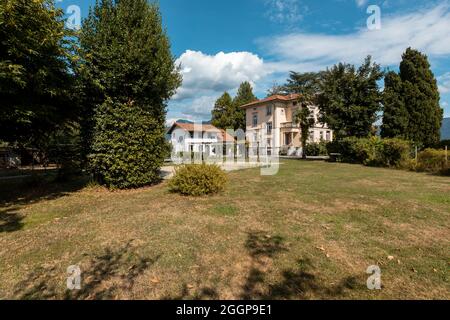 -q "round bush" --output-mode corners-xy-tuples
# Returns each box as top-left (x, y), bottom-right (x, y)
(168, 164), (227, 196)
